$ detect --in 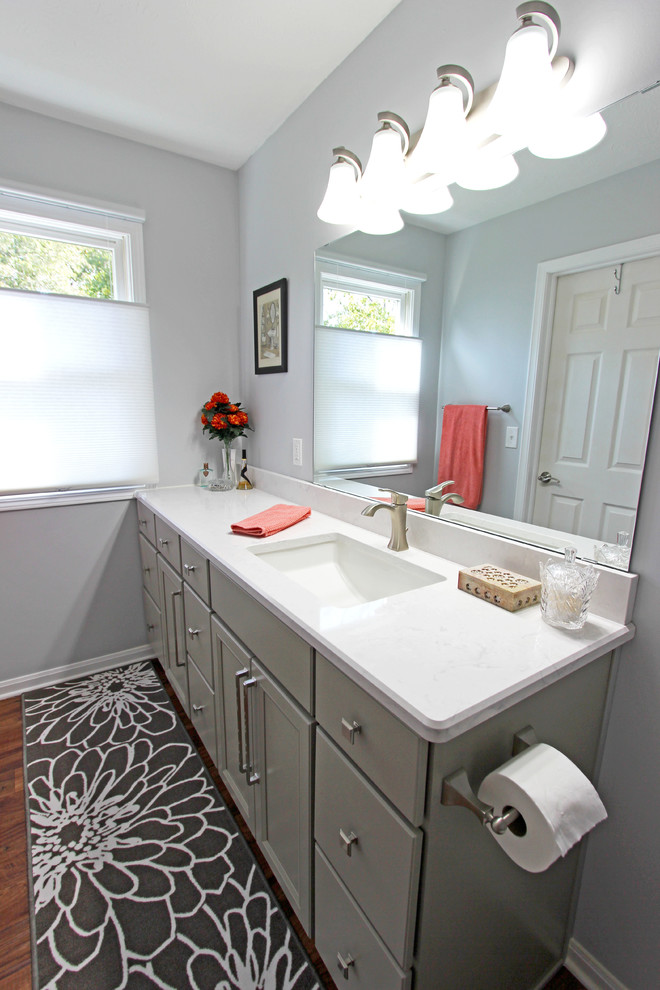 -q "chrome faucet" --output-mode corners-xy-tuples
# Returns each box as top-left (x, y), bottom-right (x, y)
(425, 480), (465, 516)
(361, 489), (409, 551)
